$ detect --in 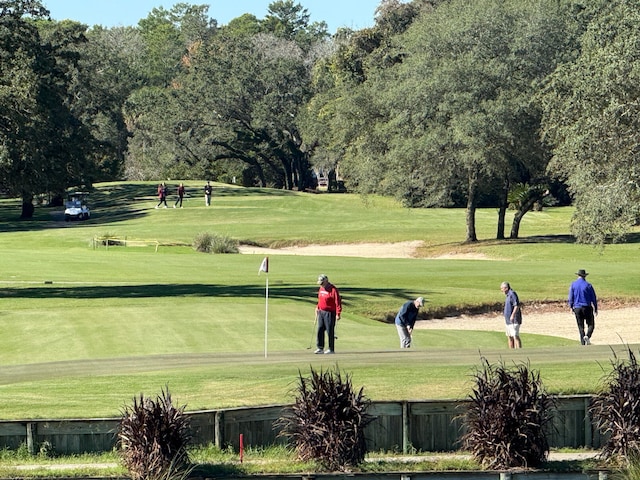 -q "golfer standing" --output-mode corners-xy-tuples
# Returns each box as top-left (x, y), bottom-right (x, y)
(315, 274), (342, 354)
(204, 181), (213, 206)
(395, 297), (424, 348)
(500, 282), (522, 349)
(568, 269), (598, 345)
